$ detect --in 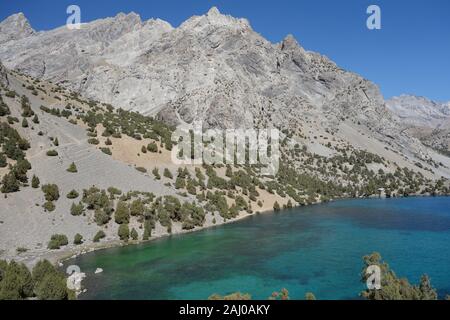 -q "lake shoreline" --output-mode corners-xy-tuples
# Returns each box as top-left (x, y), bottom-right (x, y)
(70, 196), (450, 300)
(7, 193), (447, 269)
